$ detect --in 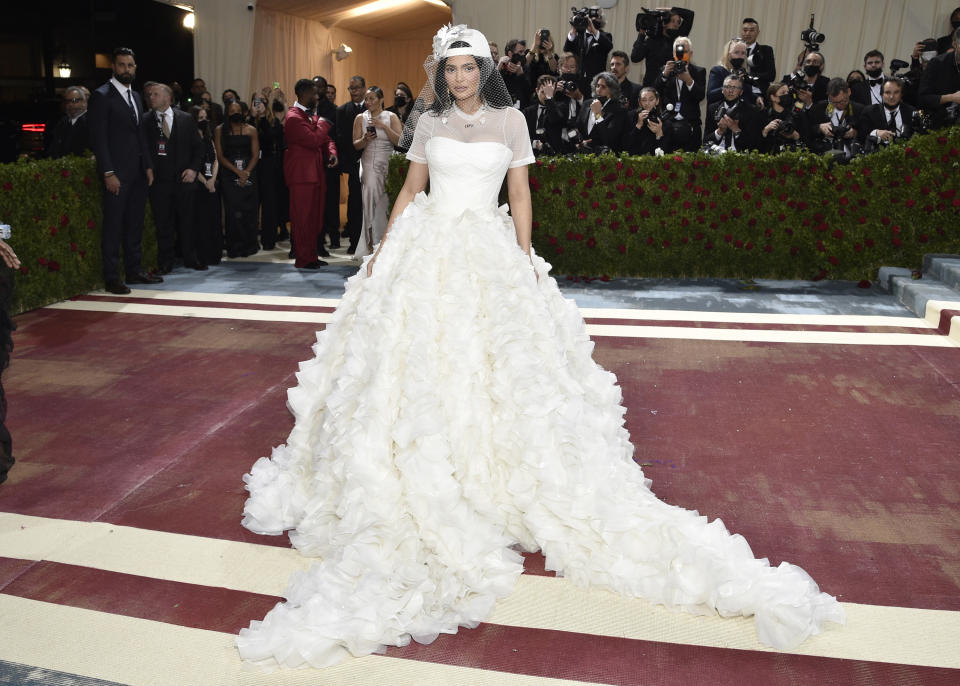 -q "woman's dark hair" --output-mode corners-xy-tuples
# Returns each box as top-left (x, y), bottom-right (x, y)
(396, 82), (414, 101)
(366, 86), (384, 101)
(189, 105), (211, 137)
(429, 41), (500, 115)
